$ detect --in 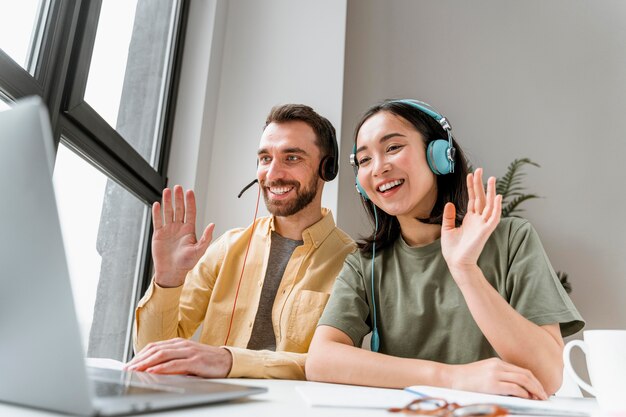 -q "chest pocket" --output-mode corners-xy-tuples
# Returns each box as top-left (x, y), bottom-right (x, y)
(286, 290), (330, 349)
